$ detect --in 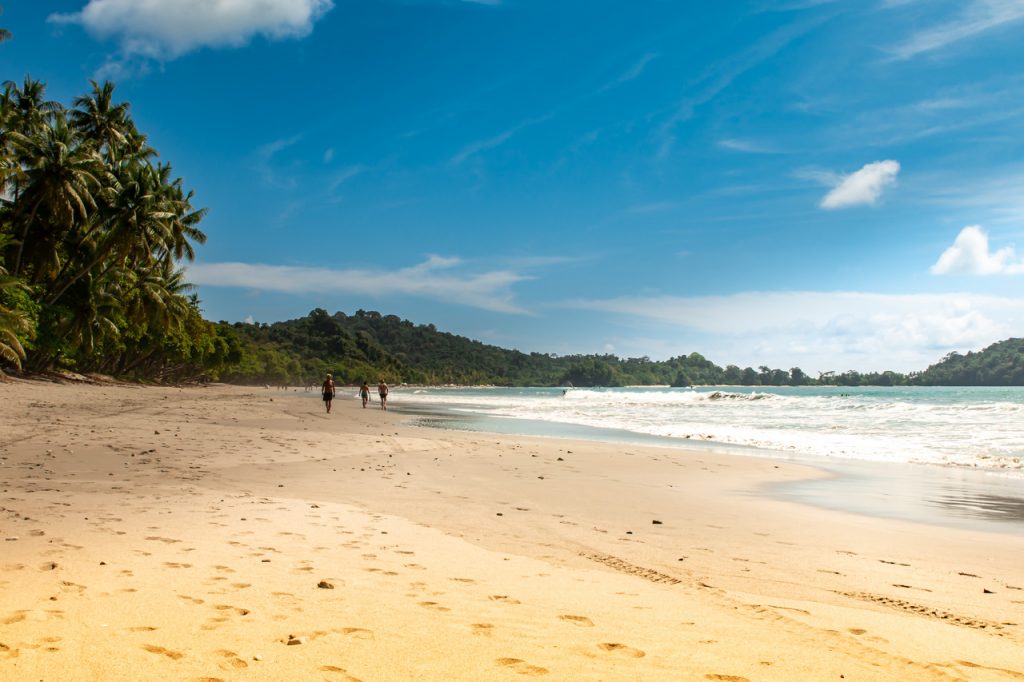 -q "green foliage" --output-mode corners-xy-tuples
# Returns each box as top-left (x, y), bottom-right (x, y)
(0, 76), (225, 380)
(912, 339), (1024, 386)
(216, 308), (830, 388)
